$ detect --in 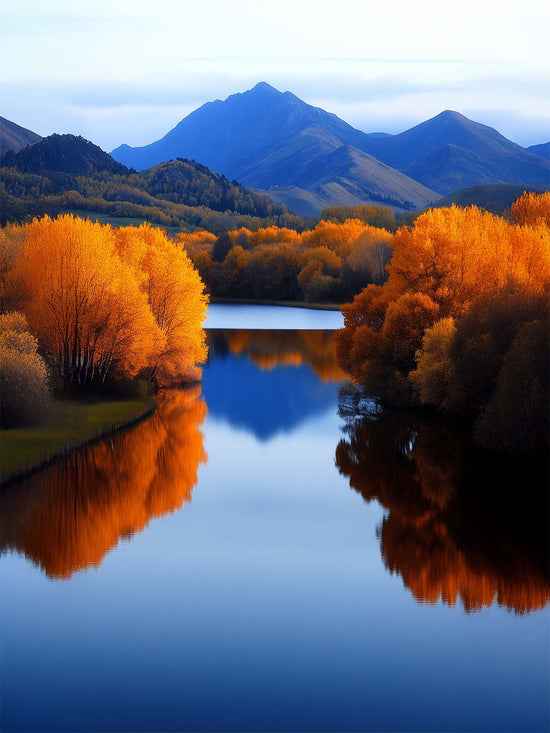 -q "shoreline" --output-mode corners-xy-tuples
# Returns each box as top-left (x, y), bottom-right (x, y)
(209, 297), (344, 311)
(0, 398), (156, 488)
